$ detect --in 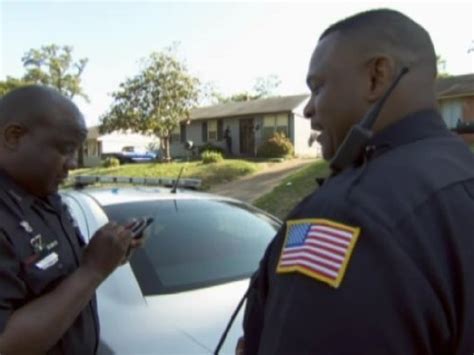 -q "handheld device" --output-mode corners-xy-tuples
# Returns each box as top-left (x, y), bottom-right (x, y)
(127, 217), (154, 239)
